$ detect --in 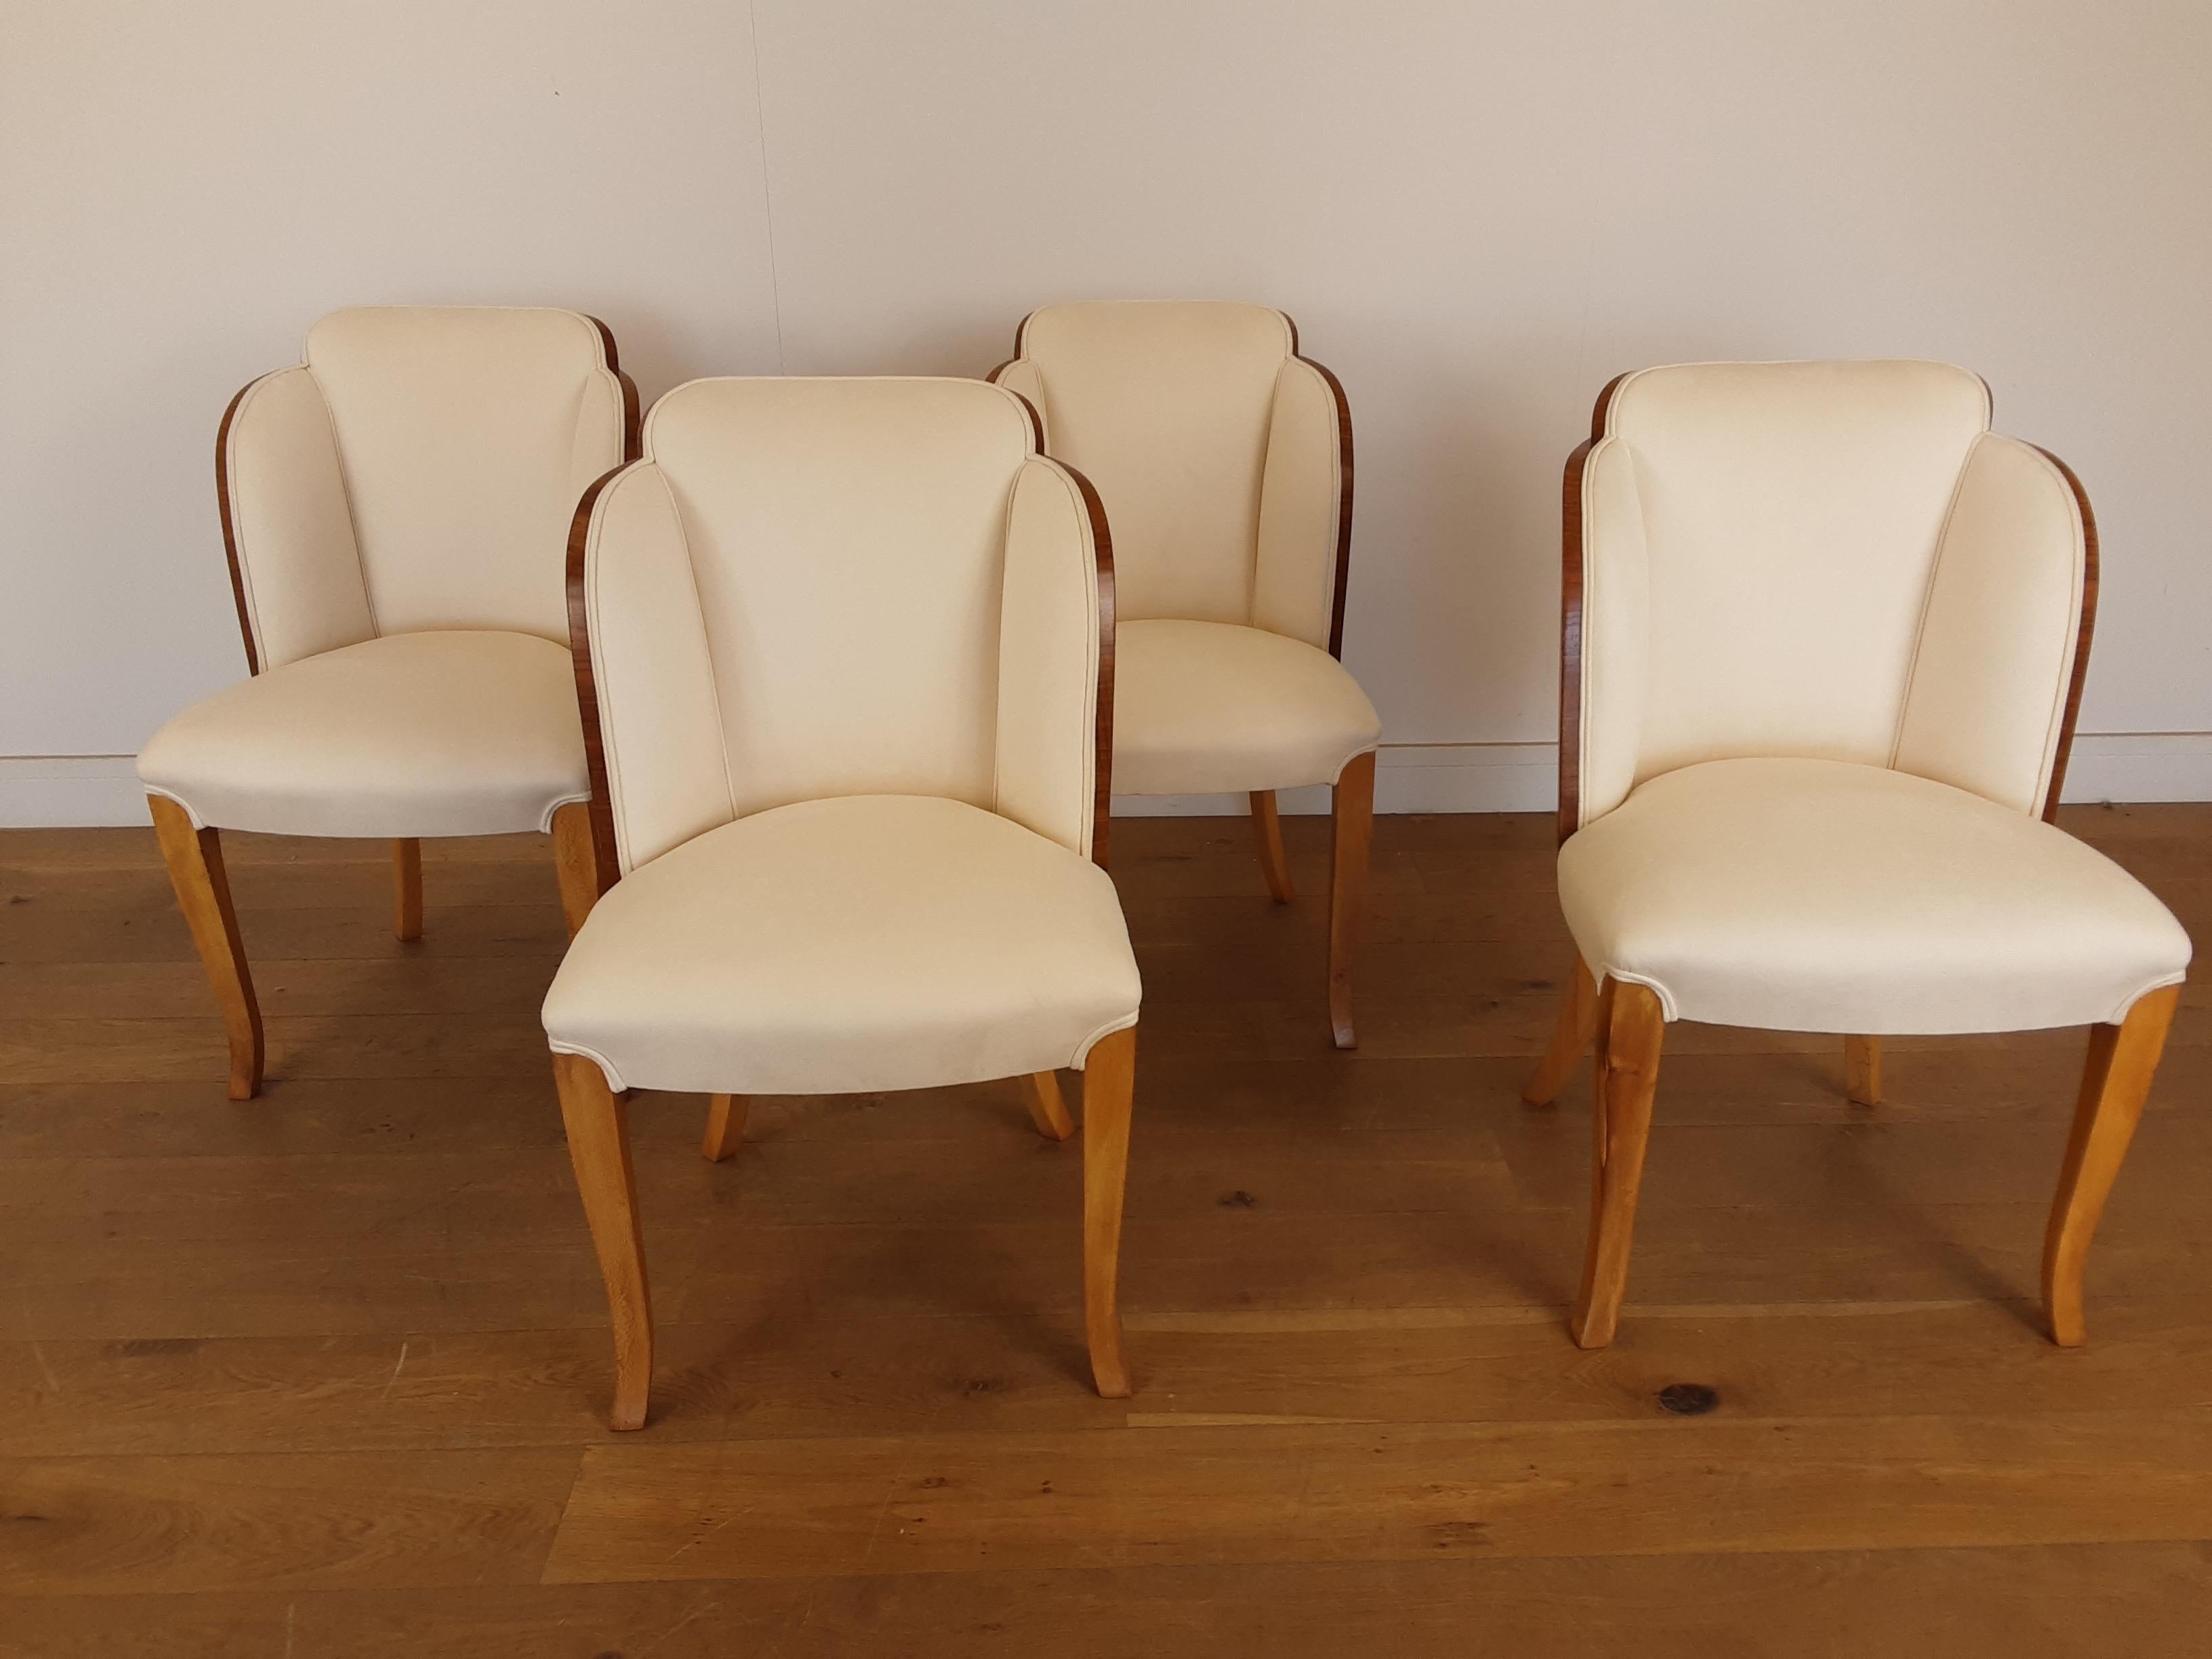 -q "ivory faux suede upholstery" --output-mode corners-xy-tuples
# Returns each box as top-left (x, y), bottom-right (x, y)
(1560, 757), (2190, 1033)
(992, 302), (1380, 795)
(1559, 360), (2189, 1034)
(544, 794), (1139, 1095)
(544, 376), (1140, 1097)
(1112, 619), (1383, 796)
(1534, 358), (2192, 1355)
(138, 306), (624, 836)
(138, 632), (585, 840)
